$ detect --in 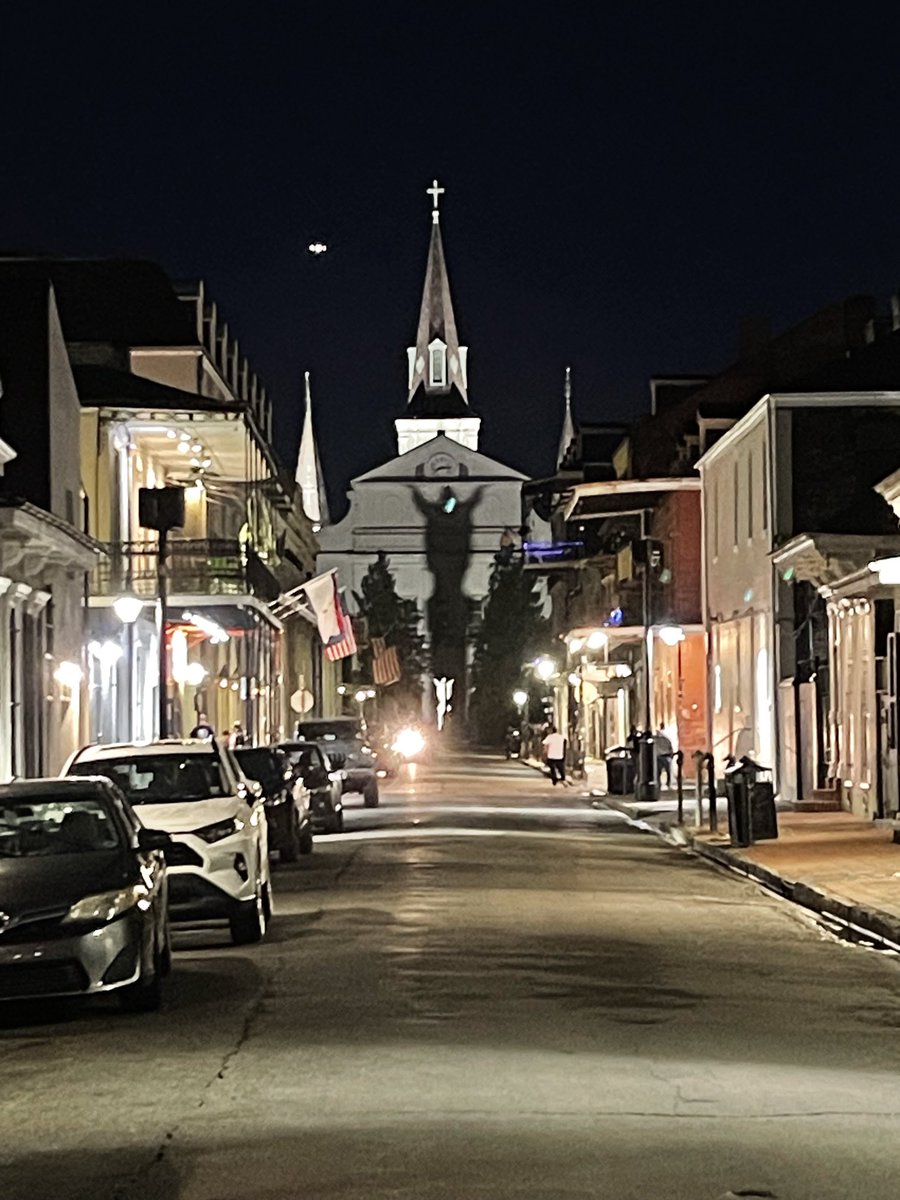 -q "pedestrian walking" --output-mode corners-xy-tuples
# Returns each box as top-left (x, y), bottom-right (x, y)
(229, 721), (249, 748)
(653, 726), (674, 788)
(190, 712), (215, 740)
(542, 725), (571, 786)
